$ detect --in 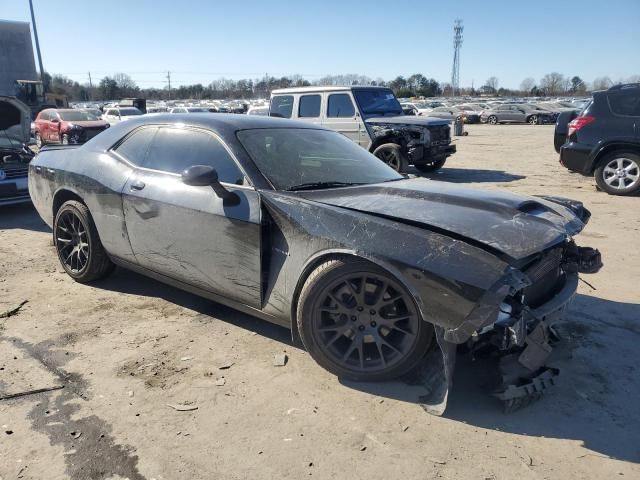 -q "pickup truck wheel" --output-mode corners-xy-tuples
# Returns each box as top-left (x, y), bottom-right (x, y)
(594, 153), (640, 196)
(414, 157), (447, 173)
(297, 258), (434, 381)
(54, 200), (115, 282)
(373, 144), (408, 173)
(488, 115), (498, 125)
(35, 132), (43, 148)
